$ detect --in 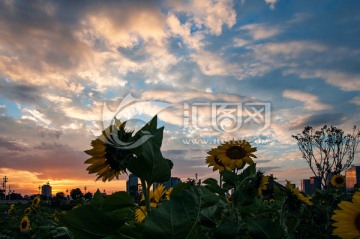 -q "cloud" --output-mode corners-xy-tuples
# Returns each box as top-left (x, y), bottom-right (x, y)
(233, 38), (248, 47)
(282, 90), (332, 111)
(0, 136), (28, 151)
(83, 2), (166, 48)
(0, 105), (5, 115)
(166, 14), (204, 50)
(42, 94), (72, 104)
(37, 128), (63, 139)
(0, 78), (41, 103)
(0, 2), (95, 90)
(289, 113), (346, 129)
(34, 142), (67, 150)
(311, 70), (360, 92)
(253, 41), (327, 62)
(240, 24), (280, 40)
(0, 143), (88, 180)
(191, 50), (238, 76)
(168, 0), (236, 35)
(264, 0), (277, 9)
(350, 96), (360, 106)
(21, 108), (52, 125)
